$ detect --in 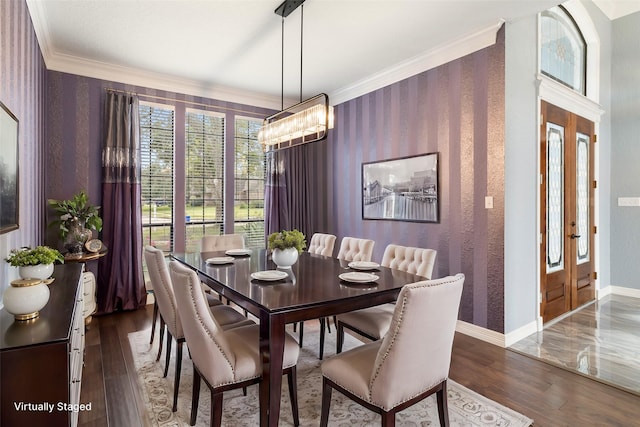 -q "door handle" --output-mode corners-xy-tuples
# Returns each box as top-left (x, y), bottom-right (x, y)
(570, 233), (581, 239)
